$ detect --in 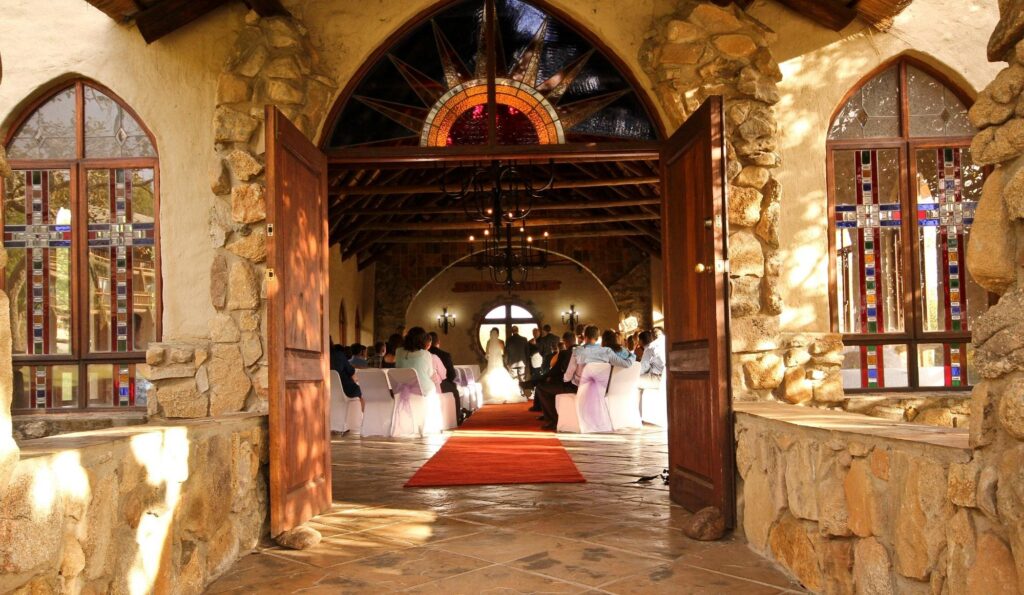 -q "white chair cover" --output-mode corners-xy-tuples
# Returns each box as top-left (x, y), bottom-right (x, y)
(606, 362), (643, 430)
(359, 369), (394, 437)
(345, 394), (364, 435)
(386, 368), (428, 437)
(640, 374), (668, 427)
(556, 363), (613, 433)
(329, 370), (348, 433)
